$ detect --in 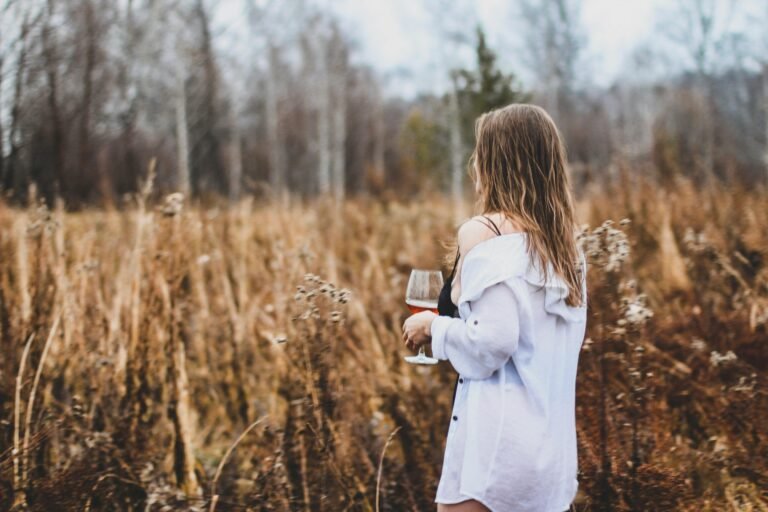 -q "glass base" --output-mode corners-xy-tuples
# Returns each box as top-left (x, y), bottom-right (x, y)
(404, 353), (439, 365)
